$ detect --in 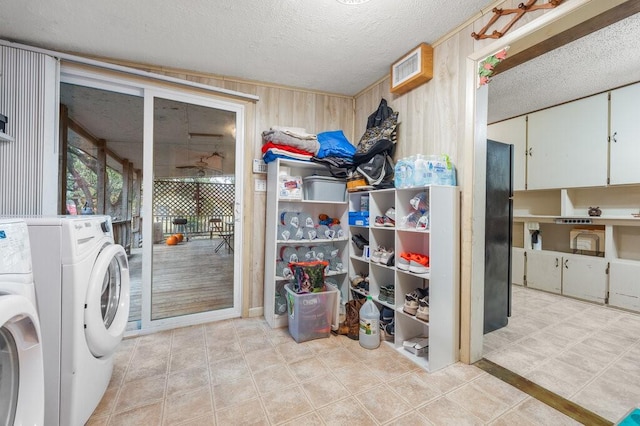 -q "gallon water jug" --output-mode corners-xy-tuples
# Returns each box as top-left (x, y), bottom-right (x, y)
(359, 295), (380, 349)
